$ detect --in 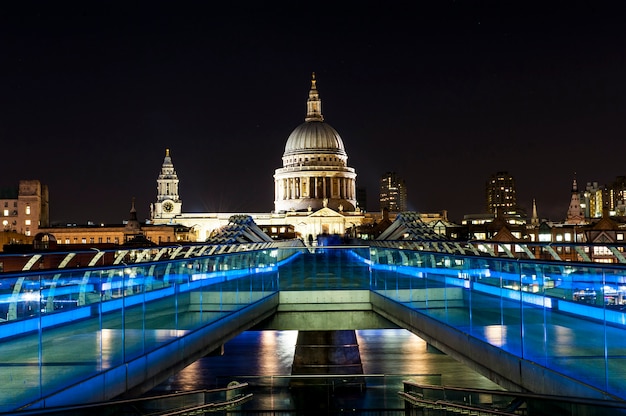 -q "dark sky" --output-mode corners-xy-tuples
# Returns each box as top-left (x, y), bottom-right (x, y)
(1, 2), (625, 224)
